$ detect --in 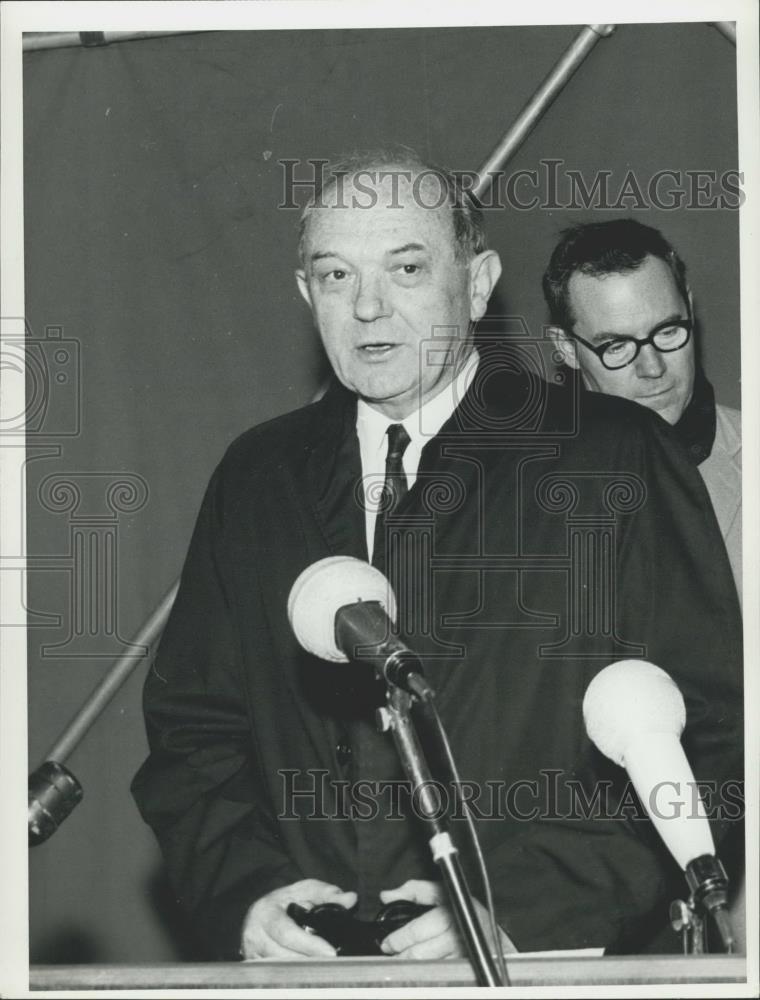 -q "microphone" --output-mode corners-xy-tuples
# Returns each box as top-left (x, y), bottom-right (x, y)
(287, 556), (433, 699)
(583, 659), (735, 952)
